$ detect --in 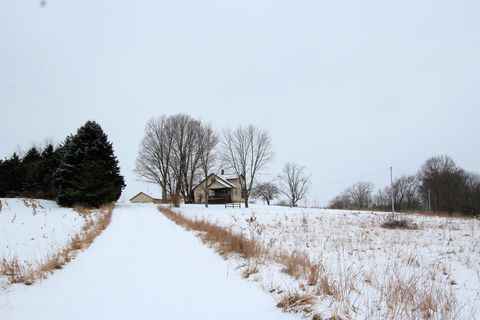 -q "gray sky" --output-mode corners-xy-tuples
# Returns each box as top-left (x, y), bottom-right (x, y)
(1, 0), (479, 205)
